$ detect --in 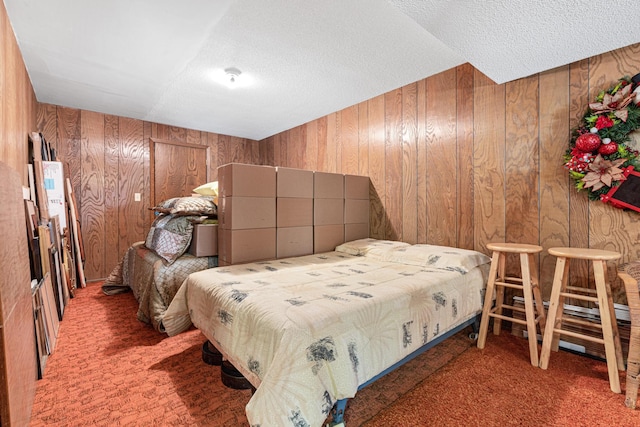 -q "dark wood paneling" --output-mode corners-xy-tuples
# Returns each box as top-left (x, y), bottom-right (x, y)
(80, 111), (106, 280)
(357, 101), (369, 177)
(151, 139), (209, 205)
(341, 104), (359, 175)
(505, 75), (539, 245)
(368, 95), (386, 239)
(384, 89), (403, 241)
(402, 82), (418, 244)
(473, 70), (506, 253)
(0, 6), (38, 422)
(456, 63), (475, 250)
(104, 114), (121, 276)
(426, 71), (457, 247)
